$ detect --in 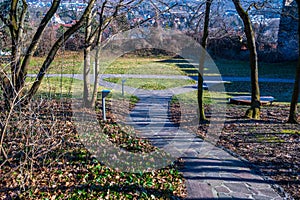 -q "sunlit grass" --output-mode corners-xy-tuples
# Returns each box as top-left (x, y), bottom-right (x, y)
(103, 57), (187, 75)
(29, 51), (83, 74)
(25, 77), (137, 103)
(104, 77), (196, 90)
(171, 90), (229, 105)
(27, 51), (297, 80)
